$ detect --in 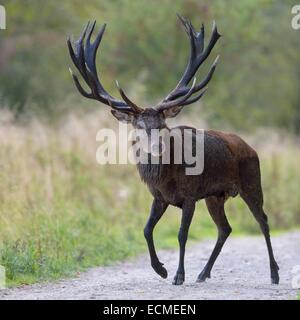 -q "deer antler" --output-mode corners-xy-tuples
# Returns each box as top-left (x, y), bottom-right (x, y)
(67, 21), (143, 113)
(68, 16), (220, 114)
(154, 14), (221, 111)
